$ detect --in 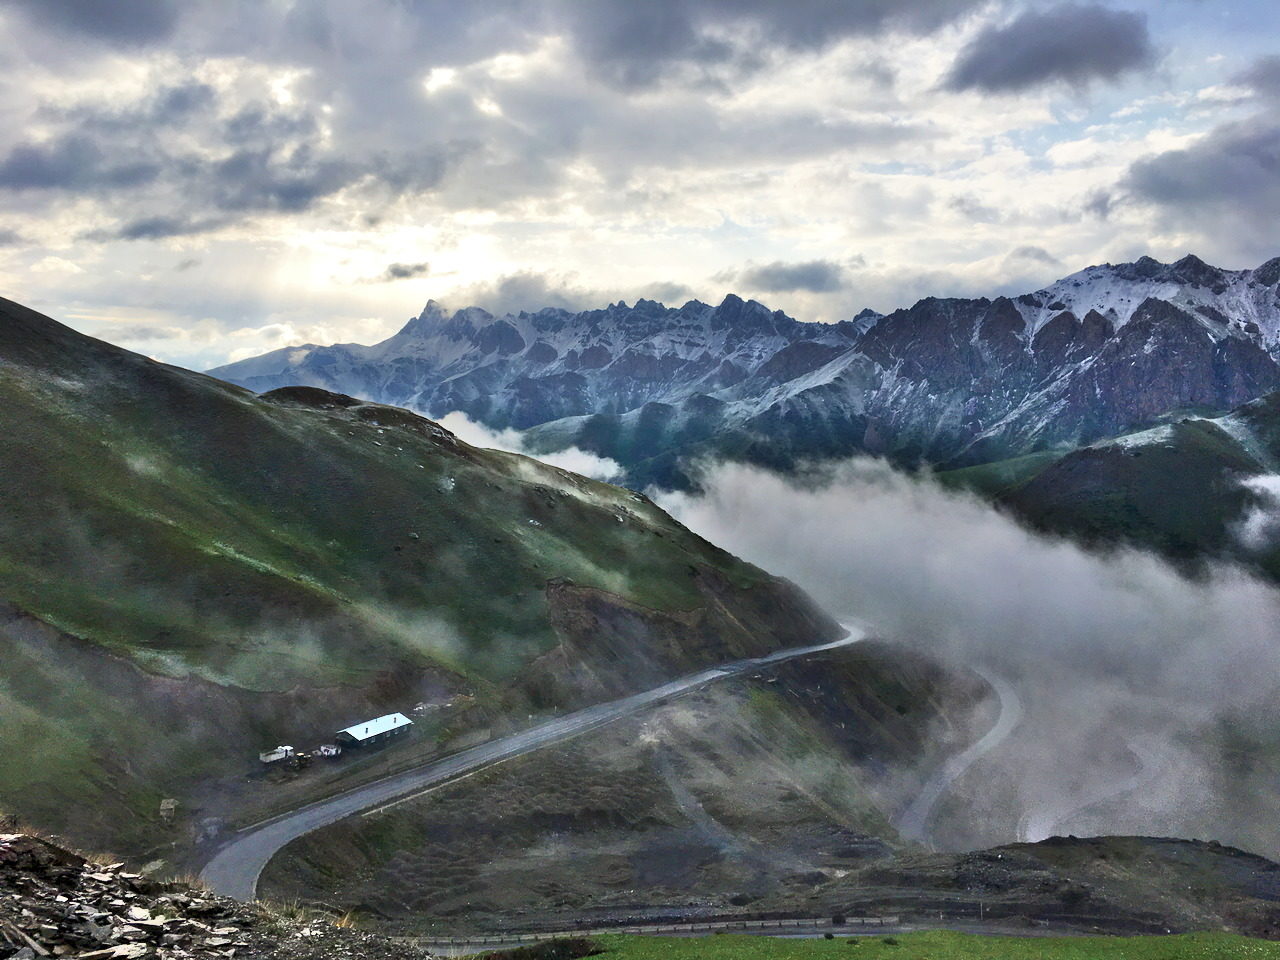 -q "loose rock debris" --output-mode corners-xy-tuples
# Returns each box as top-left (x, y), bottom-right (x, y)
(0, 835), (433, 960)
